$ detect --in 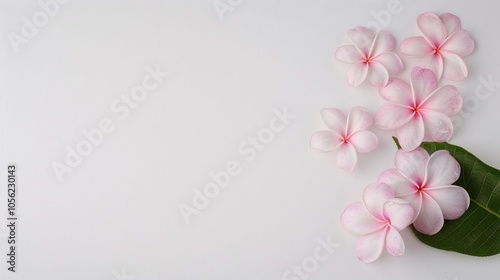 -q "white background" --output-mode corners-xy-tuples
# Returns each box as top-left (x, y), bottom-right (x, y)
(1, 0), (499, 279)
